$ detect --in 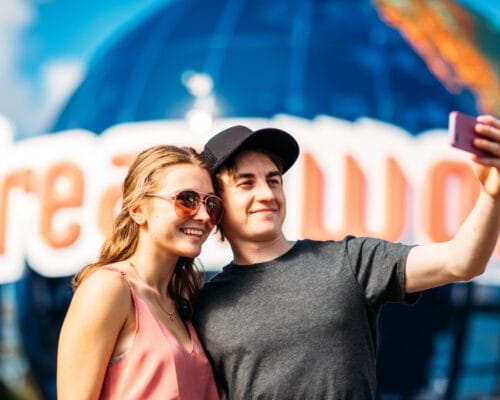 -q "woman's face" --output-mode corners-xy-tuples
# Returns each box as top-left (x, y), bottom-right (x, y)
(139, 164), (218, 259)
